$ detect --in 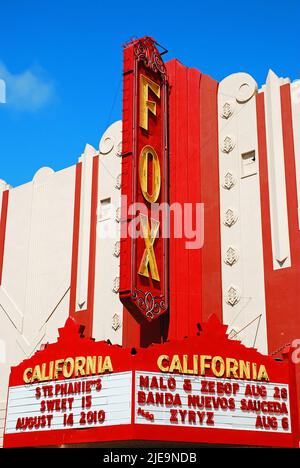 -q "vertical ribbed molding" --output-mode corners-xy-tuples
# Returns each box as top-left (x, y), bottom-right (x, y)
(76, 144), (98, 311)
(218, 72), (268, 353)
(93, 120), (123, 343)
(261, 70), (291, 269)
